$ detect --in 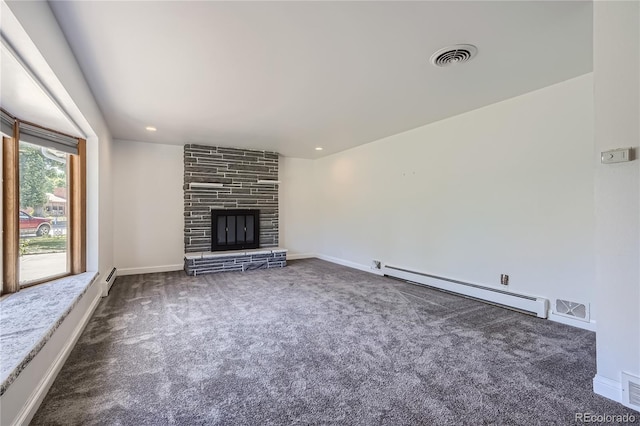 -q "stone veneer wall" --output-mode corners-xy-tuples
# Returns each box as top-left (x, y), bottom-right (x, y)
(184, 144), (279, 253)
